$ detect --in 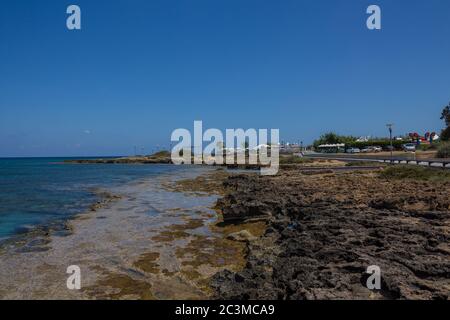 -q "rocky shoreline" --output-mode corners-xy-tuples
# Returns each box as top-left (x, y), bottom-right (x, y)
(210, 165), (450, 299)
(64, 156), (172, 164)
(64, 154), (262, 170)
